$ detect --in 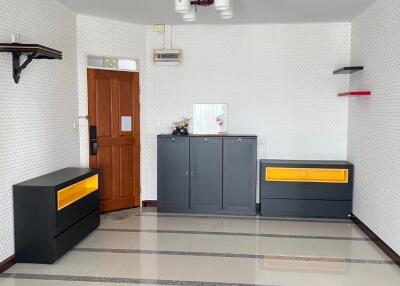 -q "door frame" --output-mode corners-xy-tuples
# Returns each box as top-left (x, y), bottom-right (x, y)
(86, 67), (141, 210)
(86, 53), (141, 73)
